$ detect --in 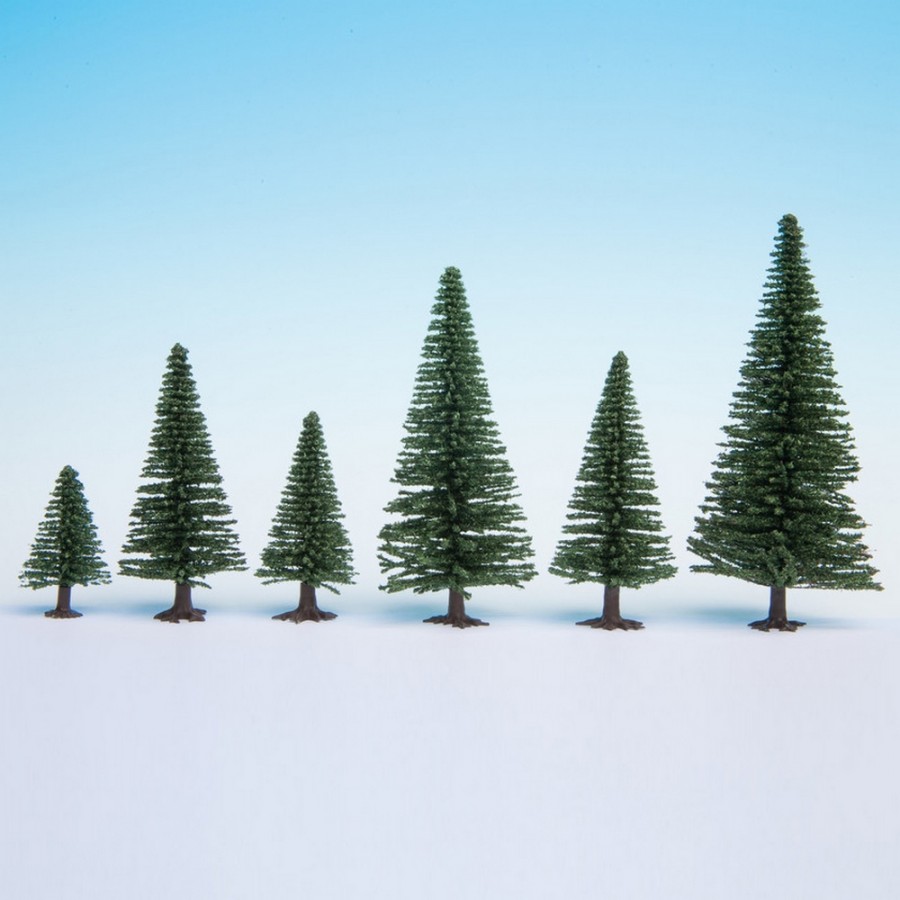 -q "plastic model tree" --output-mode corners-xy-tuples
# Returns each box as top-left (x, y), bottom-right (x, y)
(550, 352), (675, 629)
(689, 214), (880, 630)
(120, 344), (246, 622)
(379, 266), (536, 627)
(257, 411), (355, 622)
(20, 465), (111, 618)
